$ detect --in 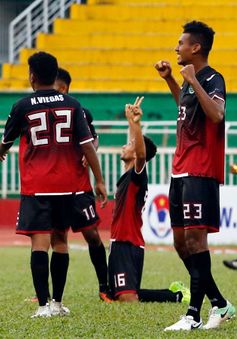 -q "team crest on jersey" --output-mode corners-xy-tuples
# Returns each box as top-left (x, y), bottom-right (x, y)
(188, 86), (194, 94)
(147, 194), (171, 238)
